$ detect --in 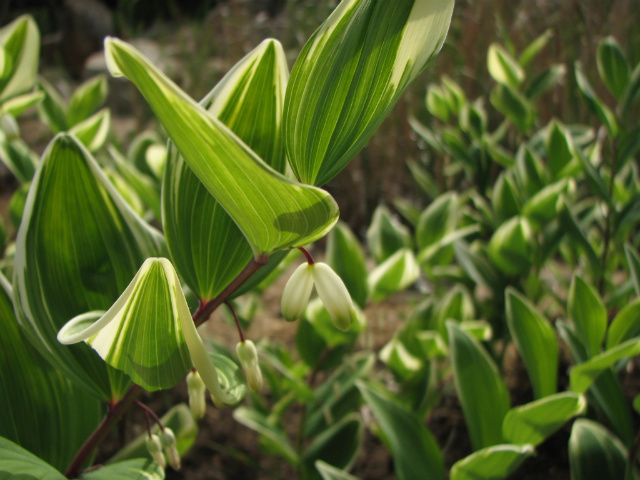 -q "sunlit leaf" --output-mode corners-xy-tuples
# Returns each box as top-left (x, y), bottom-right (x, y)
(80, 459), (164, 480)
(487, 216), (535, 276)
(67, 75), (109, 127)
(450, 444), (534, 480)
(316, 460), (361, 480)
(13, 133), (167, 400)
(503, 393), (586, 446)
(284, 0), (454, 186)
(357, 381), (445, 480)
(69, 108), (111, 152)
(0, 15), (40, 102)
(518, 29), (553, 68)
(106, 37), (338, 257)
(606, 298), (640, 349)
(505, 288), (558, 399)
(448, 321), (509, 450)
(487, 43), (524, 88)
(368, 248), (420, 302)
(0, 90), (44, 117)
